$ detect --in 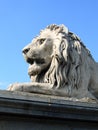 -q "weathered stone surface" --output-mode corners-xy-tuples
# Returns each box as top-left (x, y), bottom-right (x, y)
(0, 90), (98, 129)
(8, 24), (98, 100)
